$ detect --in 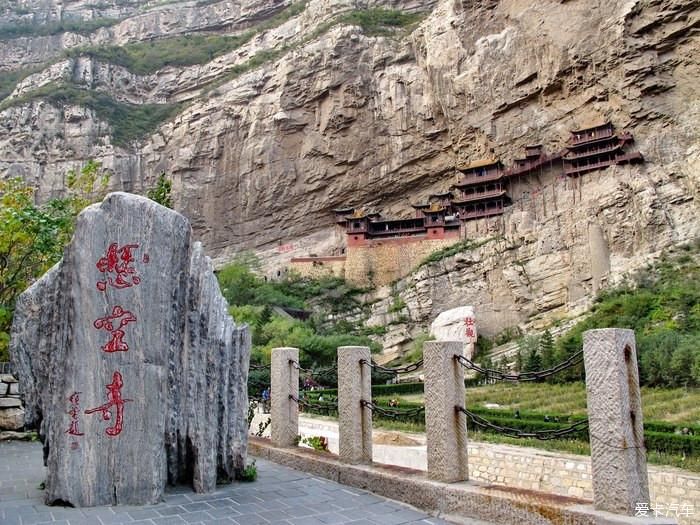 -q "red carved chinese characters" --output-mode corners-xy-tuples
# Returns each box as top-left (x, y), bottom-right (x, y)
(66, 392), (84, 437)
(84, 372), (132, 437)
(96, 243), (141, 291)
(93, 306), (137, 353)
(464, 317), (475, 339)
